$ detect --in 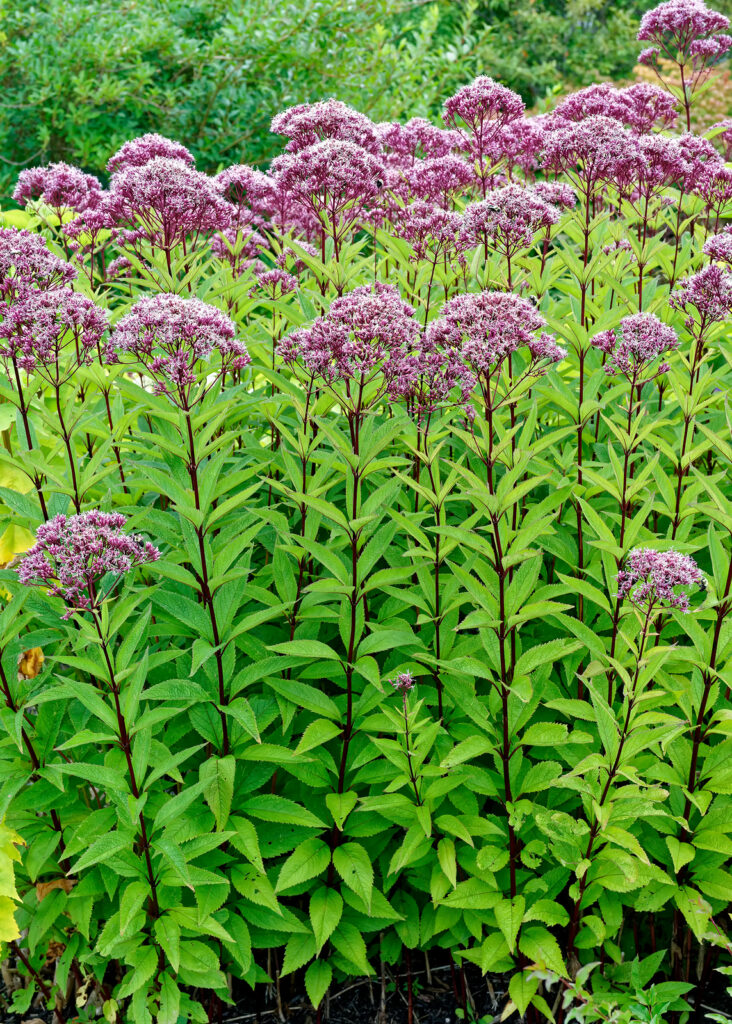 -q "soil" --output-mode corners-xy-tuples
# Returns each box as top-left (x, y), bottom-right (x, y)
(3, 960), (732, 1024)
